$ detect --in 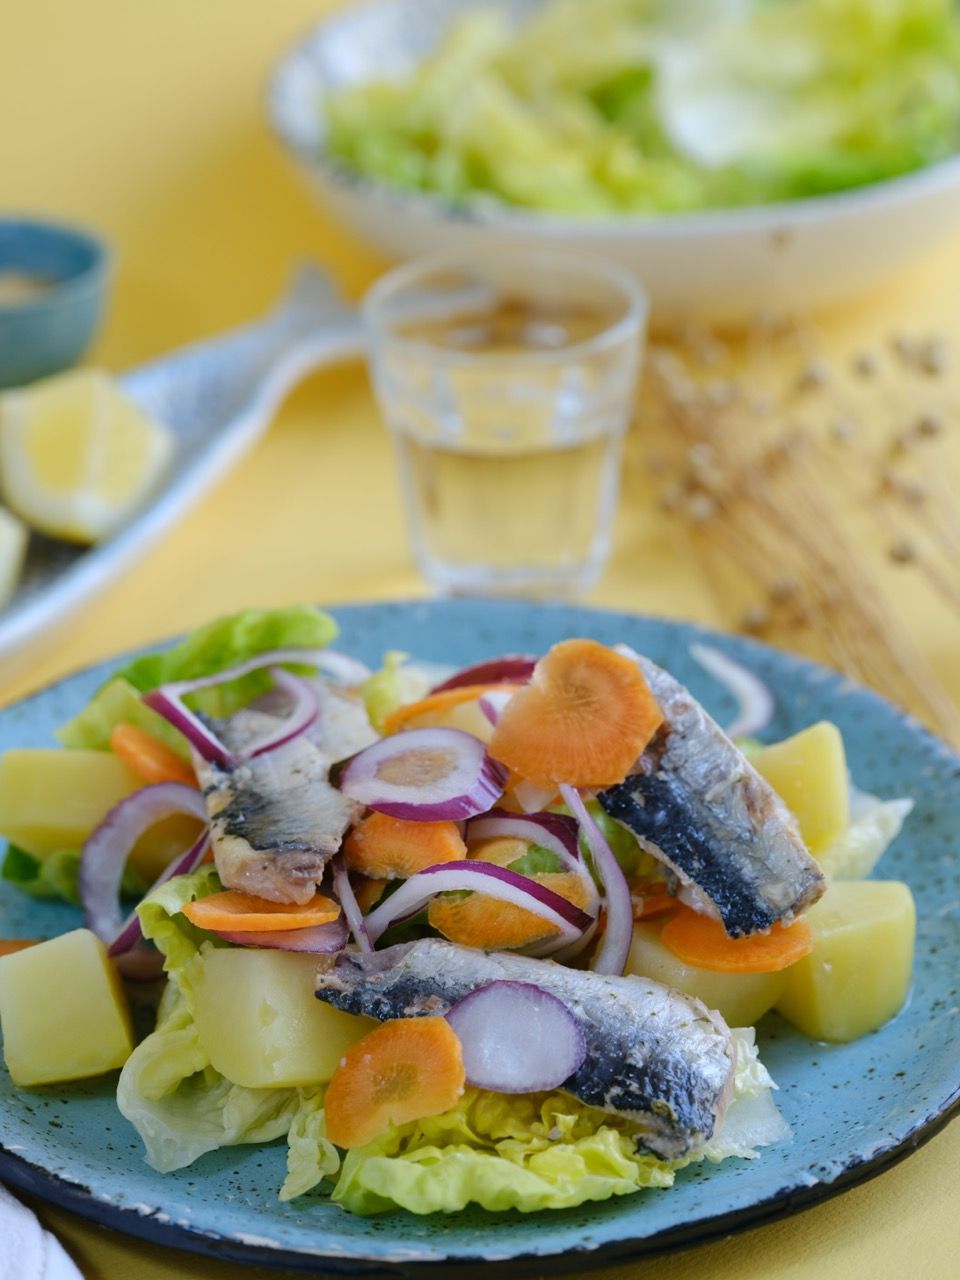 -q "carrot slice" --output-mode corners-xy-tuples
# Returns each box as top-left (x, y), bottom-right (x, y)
(428, 871), (592, 949)
(0, 939), (40, 956)
(632, 892), (678, 922)
(489, 640), (662, 788)
(353, 876), (389, 913)
(660, 907), (813, 973)
(343, 812), (466, 880)
(324, 1017), (465, 1149)
(181, 890), (340, 933)
(110, 723), (198, 788)
(383, 683), (521, 735)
